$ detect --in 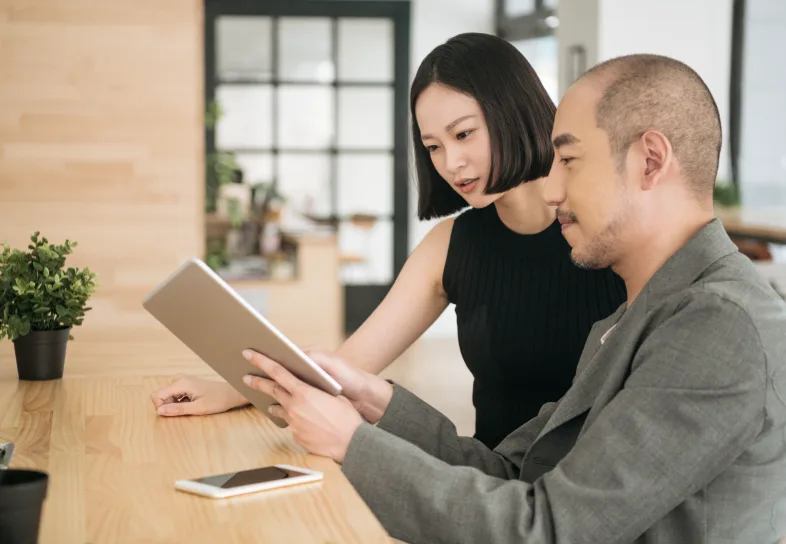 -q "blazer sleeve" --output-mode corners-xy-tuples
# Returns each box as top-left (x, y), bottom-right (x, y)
(366, 381), (558, 477)
(341, 294), (767, 544)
